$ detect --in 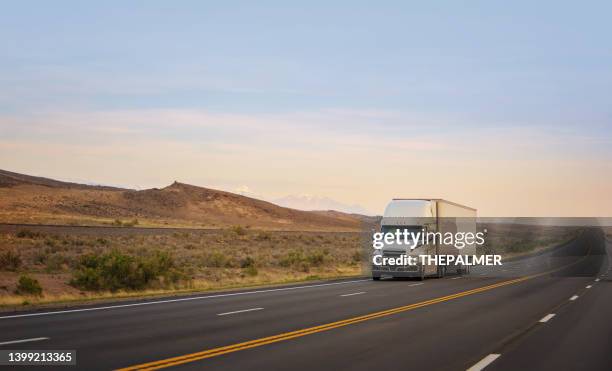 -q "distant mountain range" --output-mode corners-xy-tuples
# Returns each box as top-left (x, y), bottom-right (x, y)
(273, 194), (373, 215)
(0, 169), (376, 231)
